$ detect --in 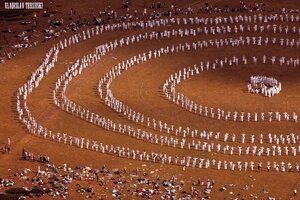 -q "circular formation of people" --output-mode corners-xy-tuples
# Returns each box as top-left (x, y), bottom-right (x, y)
(247, 75), (282, 97)
(12, 2), (300, 198)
